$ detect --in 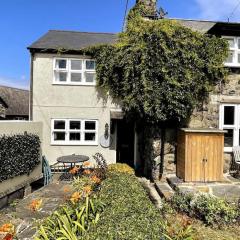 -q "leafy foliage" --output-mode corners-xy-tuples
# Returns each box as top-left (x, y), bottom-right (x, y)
(0, 133), (41, 182)
(82, 172), (196, 240)
(108, 163), (135, 175)
(88, 3), (228, 123)
(171, 192), (239, 226)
